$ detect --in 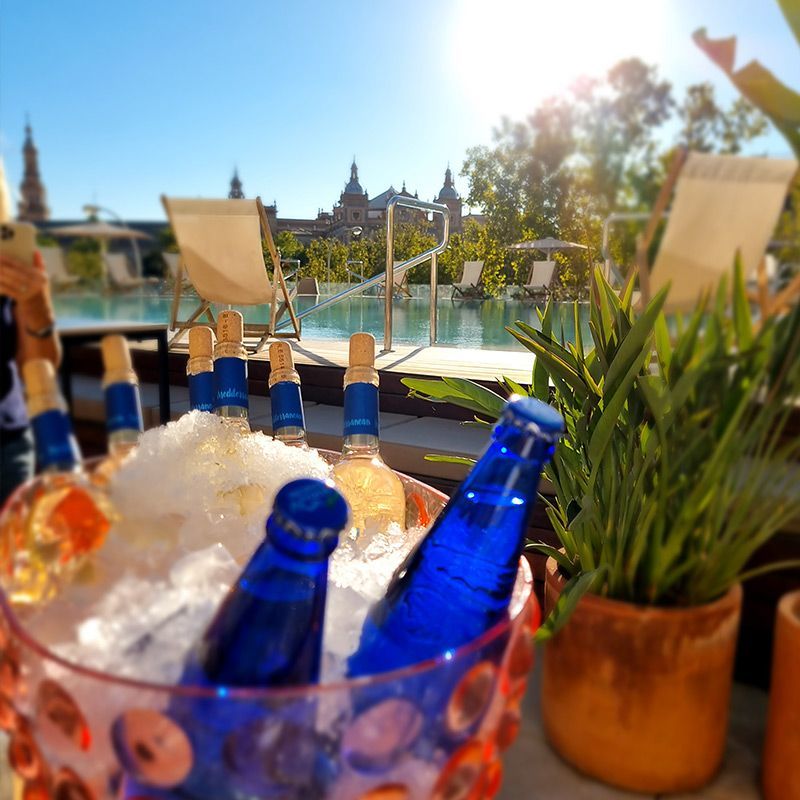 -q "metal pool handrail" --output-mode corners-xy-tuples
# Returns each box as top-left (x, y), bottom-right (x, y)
(384, 195), (450, 351)
(276, 196), (450, 352)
